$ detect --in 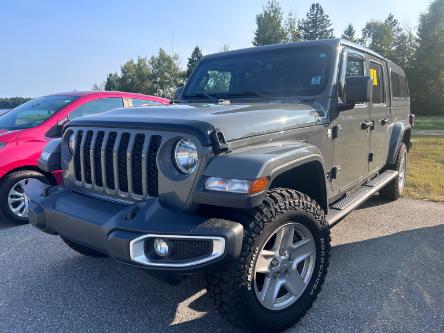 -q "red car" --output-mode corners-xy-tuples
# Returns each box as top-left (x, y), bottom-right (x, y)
(0, 91), (169, 223)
